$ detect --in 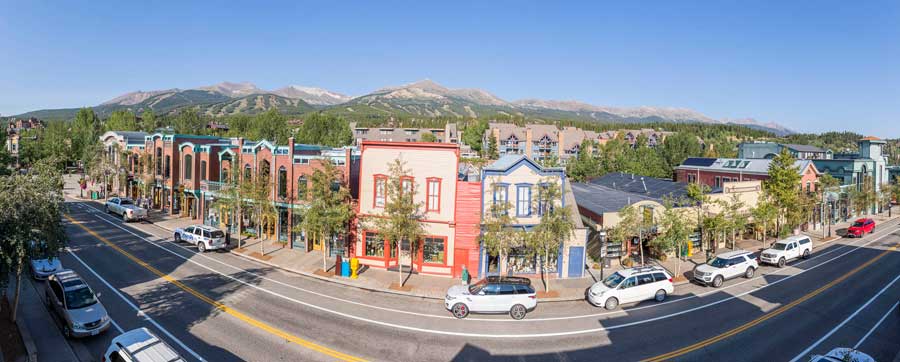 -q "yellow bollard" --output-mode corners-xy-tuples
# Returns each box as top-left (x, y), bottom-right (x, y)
(350, 257), (359, 279)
